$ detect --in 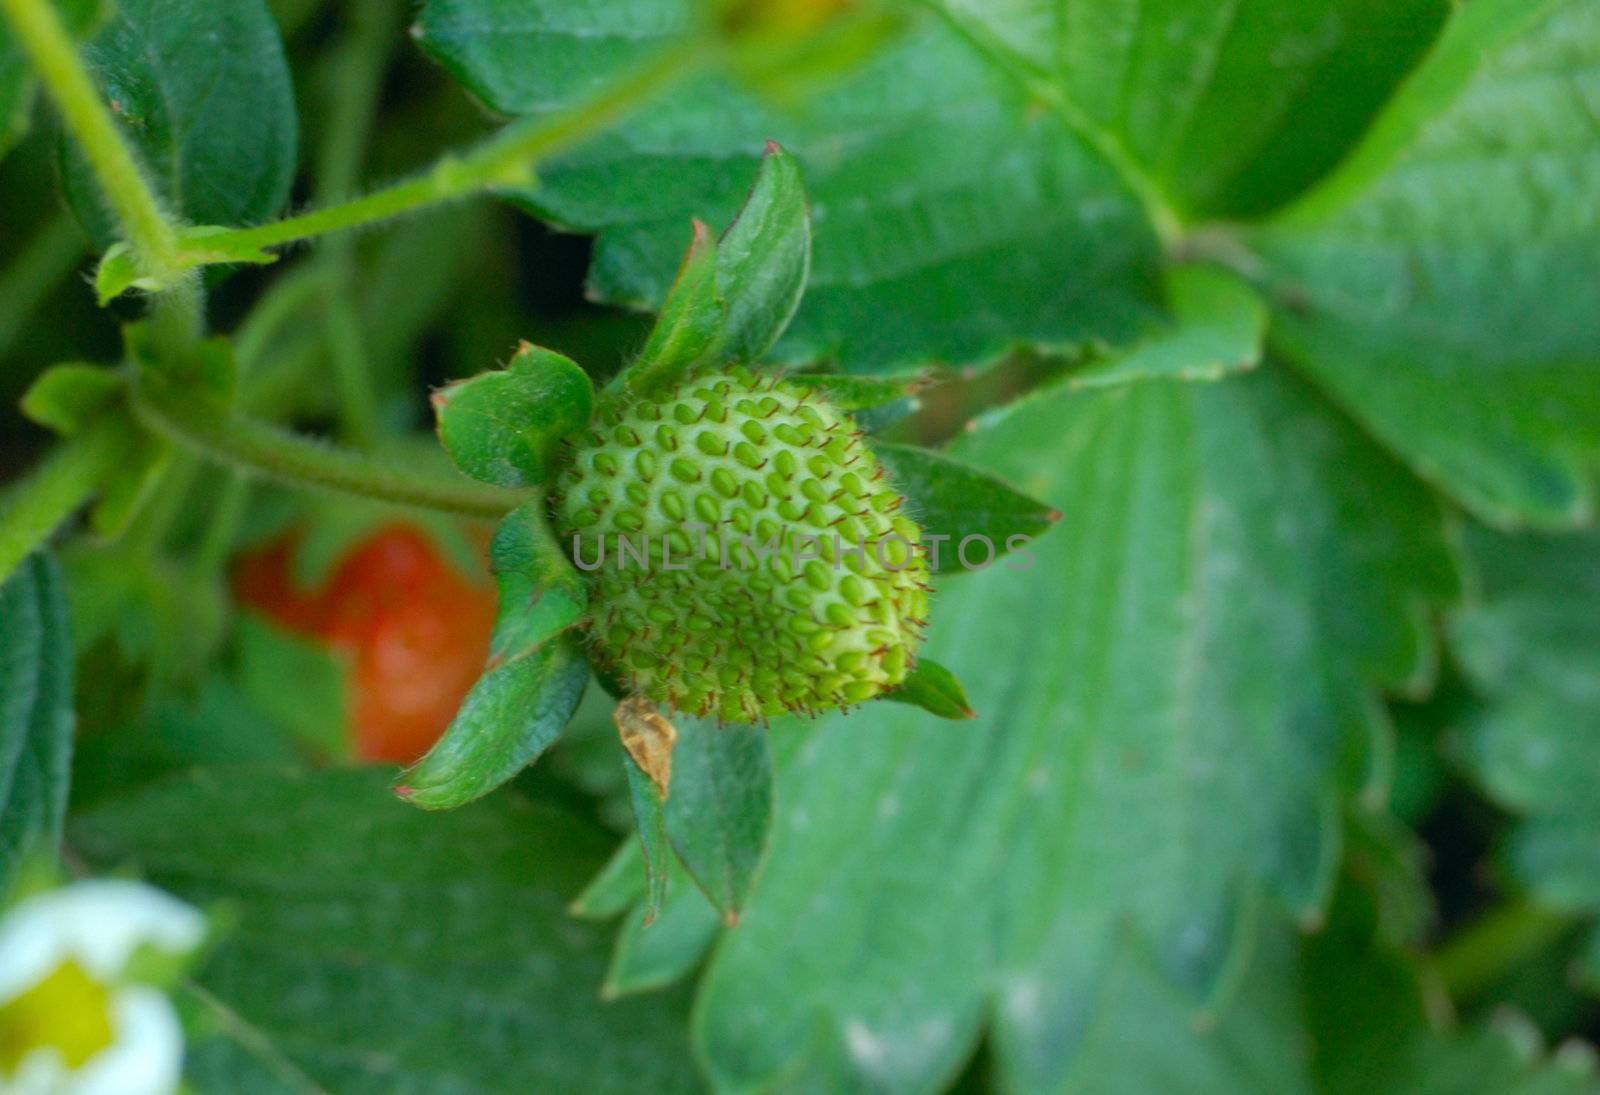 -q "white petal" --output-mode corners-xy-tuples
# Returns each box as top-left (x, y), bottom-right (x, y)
(6, 1047), (75, 1095)
(4, 989), (184, 1095)
(70, 987), (186, 1095)
(0, 881), (204, 999)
